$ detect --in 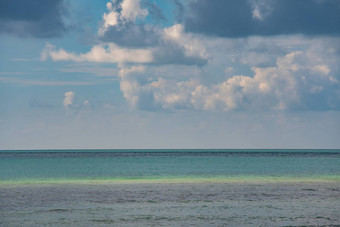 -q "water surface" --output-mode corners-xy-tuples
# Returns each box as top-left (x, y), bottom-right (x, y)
(1, 149), (339, 183)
